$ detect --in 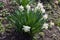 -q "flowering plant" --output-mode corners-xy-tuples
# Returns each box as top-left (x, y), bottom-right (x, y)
(7, 0), (48, 40)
